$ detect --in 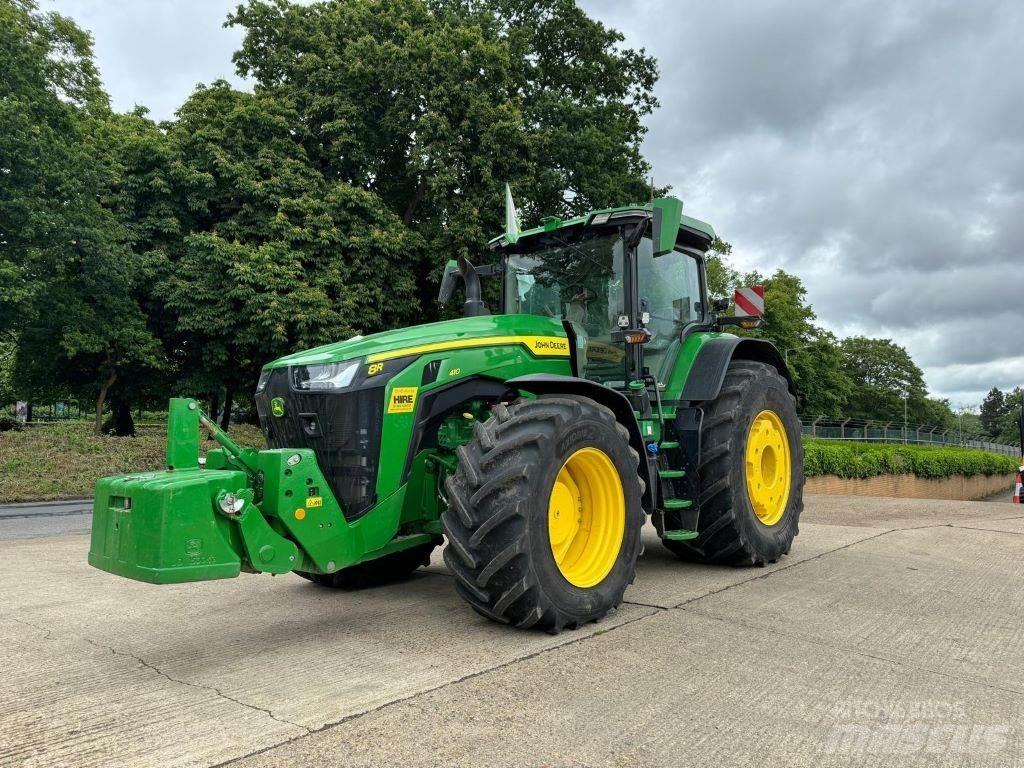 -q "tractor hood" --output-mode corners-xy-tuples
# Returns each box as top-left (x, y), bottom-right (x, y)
(262, 314), (569, 371)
